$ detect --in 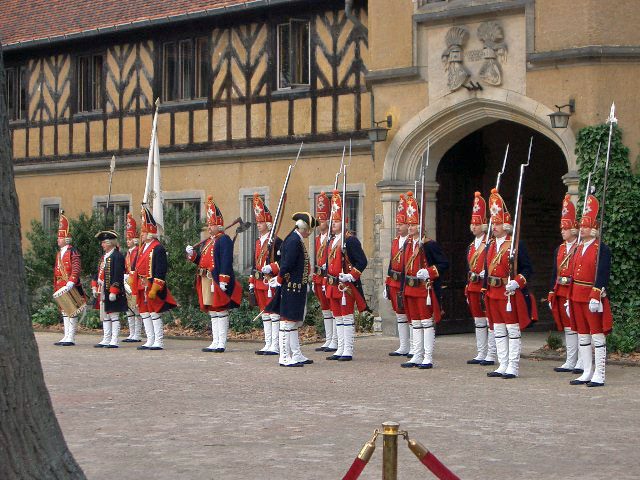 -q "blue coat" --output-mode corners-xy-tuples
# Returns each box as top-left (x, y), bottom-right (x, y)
(272, 230), (310, 322)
